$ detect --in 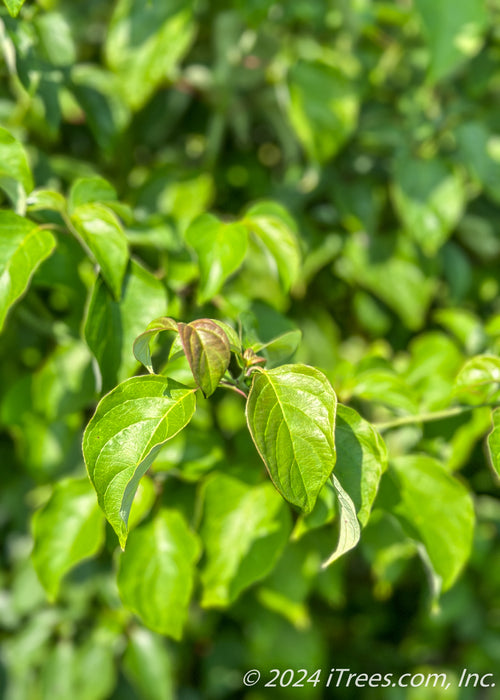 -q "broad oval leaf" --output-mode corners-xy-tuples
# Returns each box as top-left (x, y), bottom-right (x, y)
(84, 260), (168, 390)
(69, 176), (117, 212)
(244, 202), (301, 292)
(0, 211), (56, 332)
(71, 202), (128, 301)
(178, 318), (231, 397)
(123, 628), (174, 700)
(83, 375), (196, 546)
(32, 477), (105, 599)
(0, 127), (33, 213)
(246, 364), (337, 513)
(389, 454), (475, 593)
(184, 213), (248, 303)
(487, 408), (500, 478)
(133, 316), (179, 374)
(117, 509), (200, 639)
(200, 473), (291, 607)
(454, 355), (500, 404)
